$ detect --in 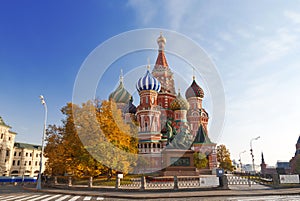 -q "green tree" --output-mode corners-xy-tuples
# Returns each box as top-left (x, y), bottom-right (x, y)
(193, 152), (208, 169)
(217, 144), (234, 171)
